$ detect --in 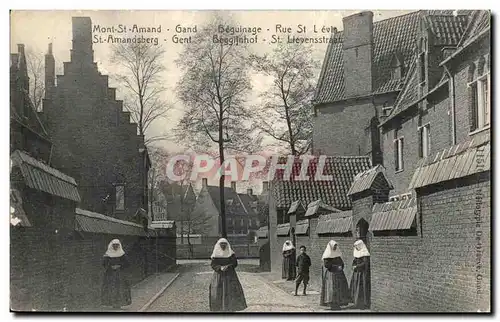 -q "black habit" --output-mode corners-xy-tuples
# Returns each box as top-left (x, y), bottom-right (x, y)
(101, 255), (131, 308)
(350, 256), (371, 309)
(209, 254), (247, 312)
(320, 257), (350, 308)
(282, 249), (296, 280)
